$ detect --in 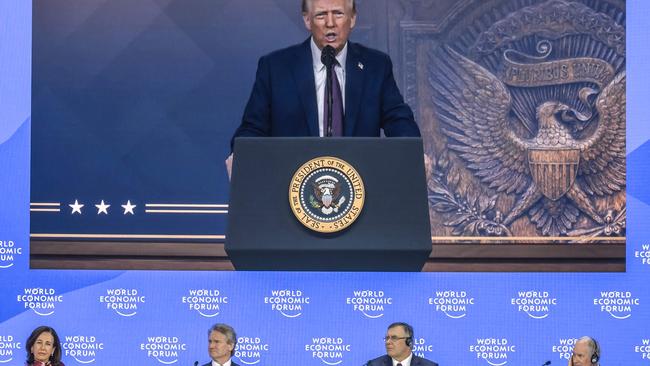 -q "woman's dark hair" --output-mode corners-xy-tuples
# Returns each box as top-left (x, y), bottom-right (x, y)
(25, 326), (63, 365)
